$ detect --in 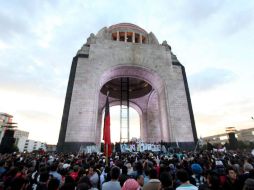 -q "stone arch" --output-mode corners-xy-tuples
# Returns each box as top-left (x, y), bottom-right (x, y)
(99, 64), (165, 92)
(95, 64), (170, 144)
